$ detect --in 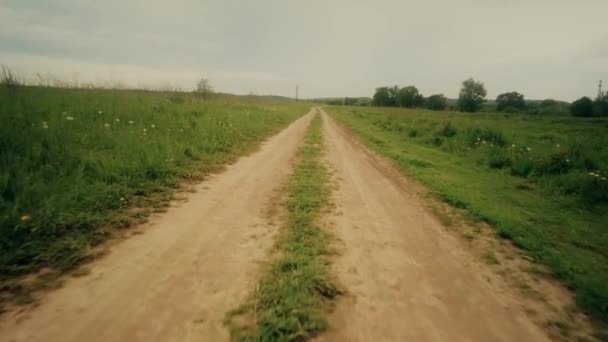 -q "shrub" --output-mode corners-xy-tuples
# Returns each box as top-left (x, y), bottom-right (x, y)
(429, 136), (443, 146)
(510, 154), (535, 177)
(496, 91), (526, 112)
(487, 147), (511, 169)
(571, 97), (594, 117)
(537, 152), (571, 175)
(466, 127), (507, 147)
(426, 94), (448, 110)
(581, 172), (608, 204)
(437, 121), (457, 137)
